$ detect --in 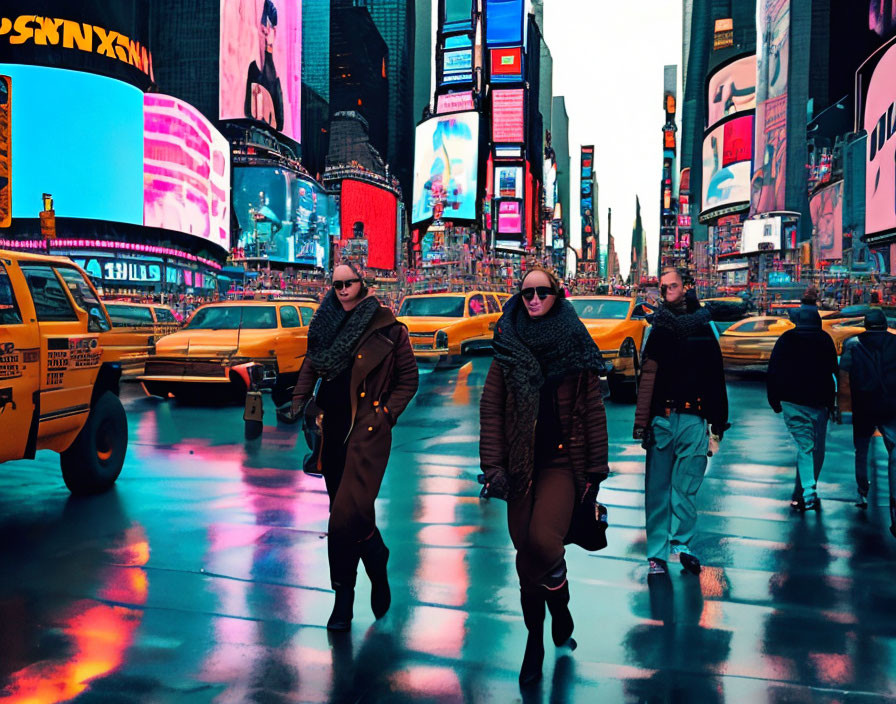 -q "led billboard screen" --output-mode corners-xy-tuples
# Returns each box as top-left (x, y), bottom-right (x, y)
(437, 91), (475, 114)
(492, 89), (525, 143)
(490, 46), (523, 82)
(497, 200), (522, 234)
(707, 55), (757, 128)
(220, 0), (302, 143)
(702, 115), (754, 216)
(144, 94), (231, 251)
(234, 167), (333, 267)
(751, 0), (790, 215)
(442, 48), (473, 85)
(3, 63), (143, 224)
(443, 0), (473, 31)
(485, 0), (524, 46)
(742, 216), (782, 253)
(495, 166), (523, 198)
(411, 112), (480, 223)
(869, 0), (896, 36)
(809, 180), (843, 261)
(340, 179), (398, 270)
